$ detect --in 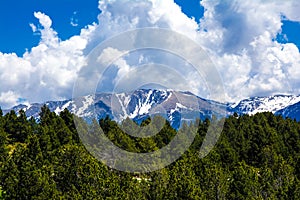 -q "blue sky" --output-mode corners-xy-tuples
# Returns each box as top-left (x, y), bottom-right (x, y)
(0, 0), (206, 56)
(277, 20), (300, 48)
(1, 0), (300, 108)
(0, 0), (99, 56)
(1, 0), (299, 56)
